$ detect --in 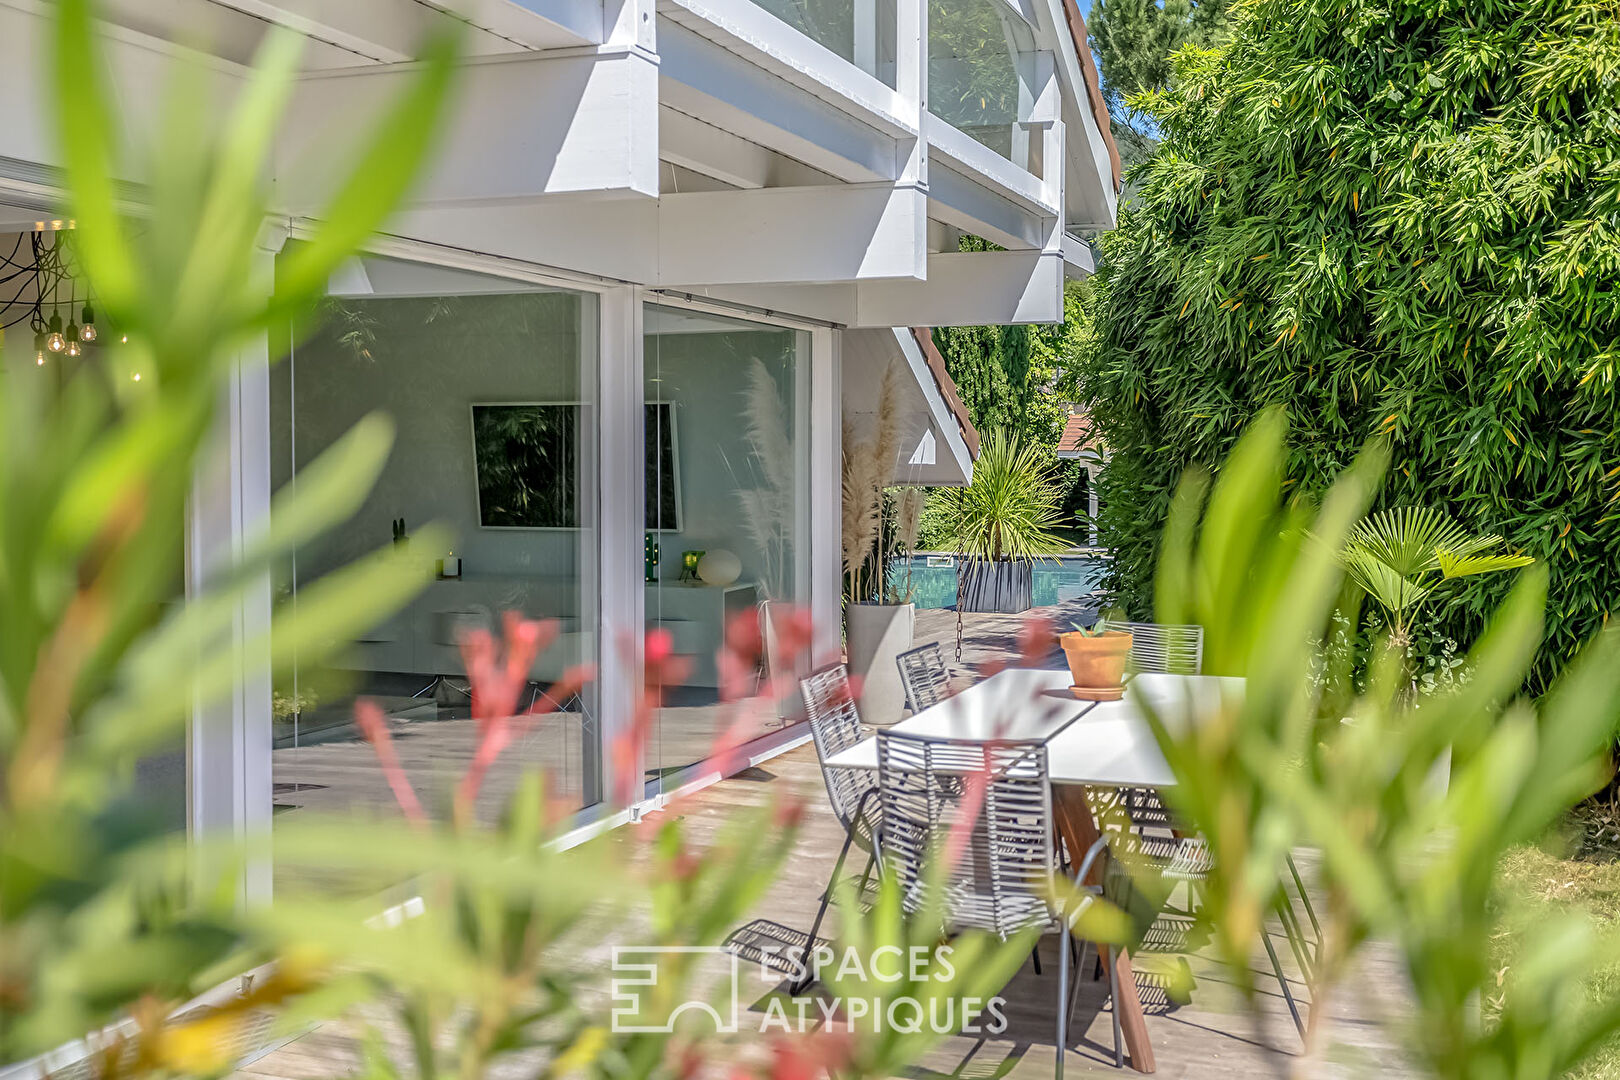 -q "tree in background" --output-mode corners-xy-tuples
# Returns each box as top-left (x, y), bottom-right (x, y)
(1075, 0), (1620, 688)
(1087, 0), (1231, 169)
(923, 280), (1096, 548)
